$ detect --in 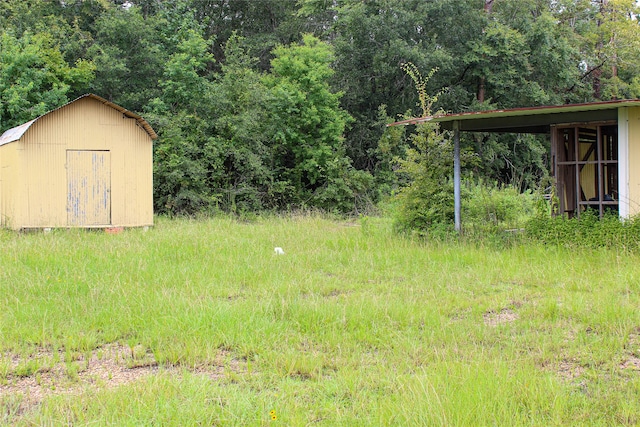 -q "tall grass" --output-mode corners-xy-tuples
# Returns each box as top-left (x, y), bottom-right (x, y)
(1, 215), (640, 425)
